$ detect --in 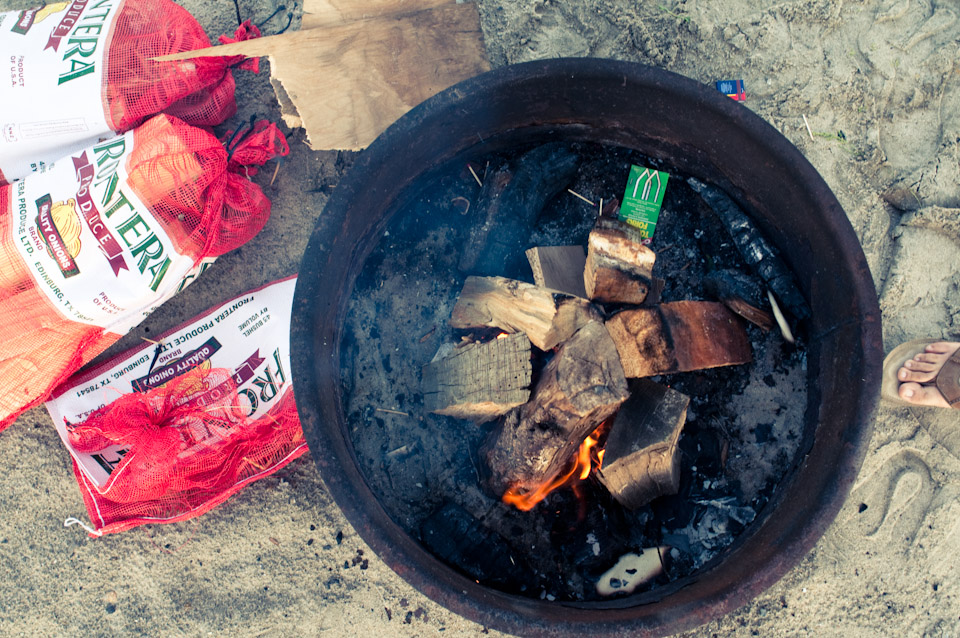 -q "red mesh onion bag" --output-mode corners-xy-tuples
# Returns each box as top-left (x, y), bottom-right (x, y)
(105, 3), (261, 131)
(64, 367), (305, 534)
(0, 114), (289, 430)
